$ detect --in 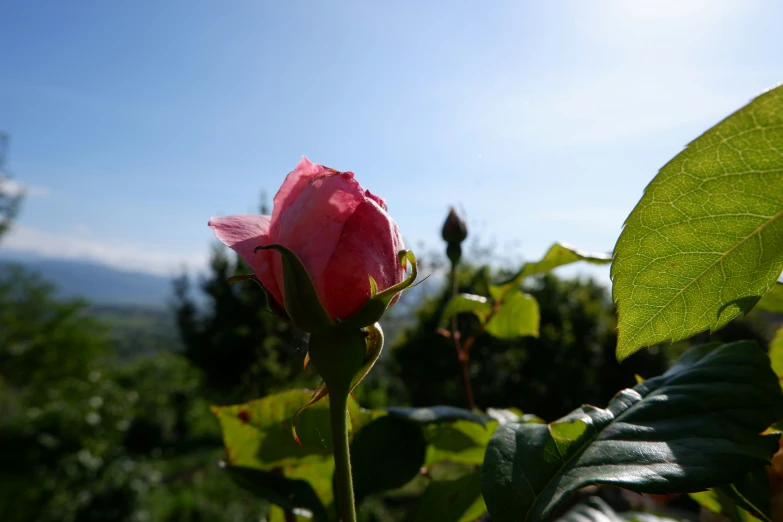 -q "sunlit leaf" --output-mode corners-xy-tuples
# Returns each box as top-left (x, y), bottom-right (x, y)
(494, 242), (611, 293)
(212, 389), (369, 469)
(441, 294), (492, 323)
(481, 341), (783, 522)
(485, 290), (540, 339)
(612, 85), (783, 359)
